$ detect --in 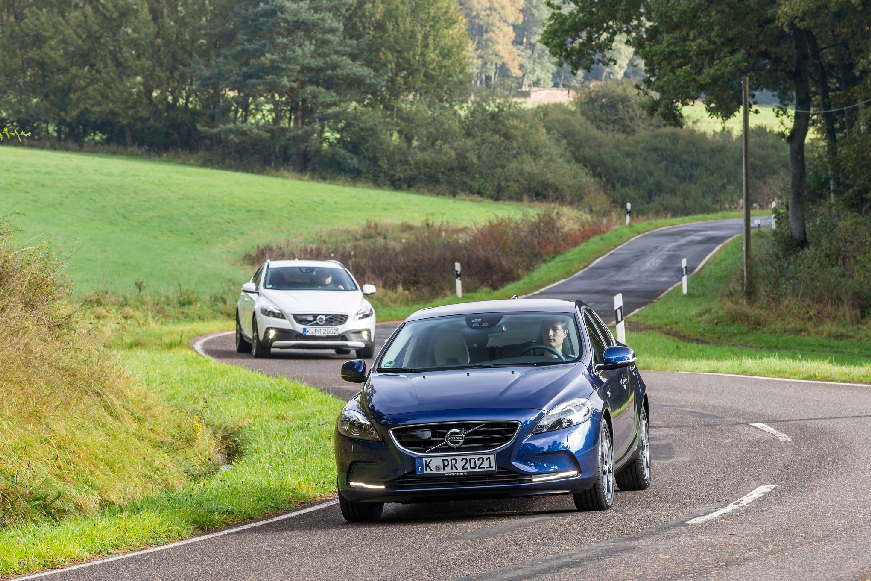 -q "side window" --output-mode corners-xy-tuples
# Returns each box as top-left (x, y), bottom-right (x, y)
(252, 265), (264, 290)
(583, 313), (606, 365)
(589, 311), (616, 347)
